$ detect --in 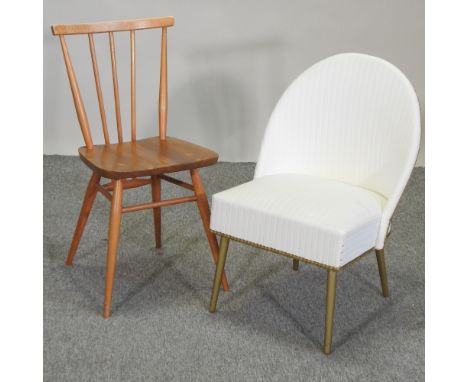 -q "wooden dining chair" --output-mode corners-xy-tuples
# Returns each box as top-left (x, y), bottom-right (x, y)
(51, 17), (229, 318)
(208, 53), (420, 354)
